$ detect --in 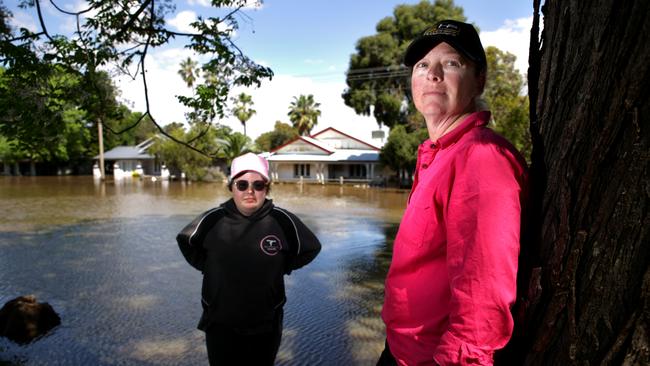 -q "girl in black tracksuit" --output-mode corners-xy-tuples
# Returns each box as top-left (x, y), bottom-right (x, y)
(177, 197), (321, 365)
